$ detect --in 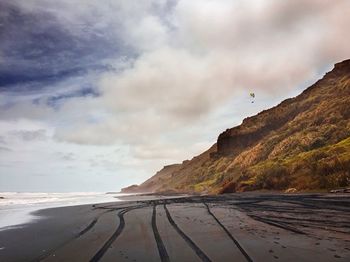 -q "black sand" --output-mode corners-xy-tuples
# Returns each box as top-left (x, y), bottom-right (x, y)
(0, 193), (349, 262)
